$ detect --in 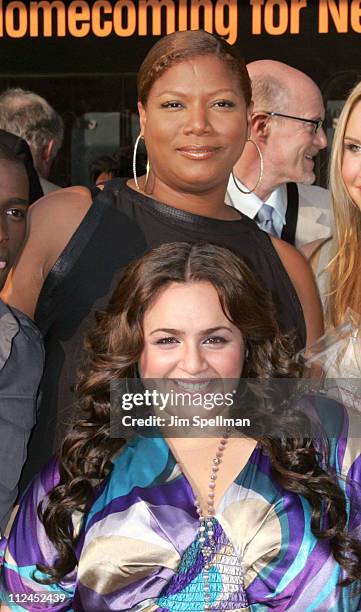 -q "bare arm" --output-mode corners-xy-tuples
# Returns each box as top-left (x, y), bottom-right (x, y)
(272, 237), (324, 346)
(1, 186), (92, 319)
